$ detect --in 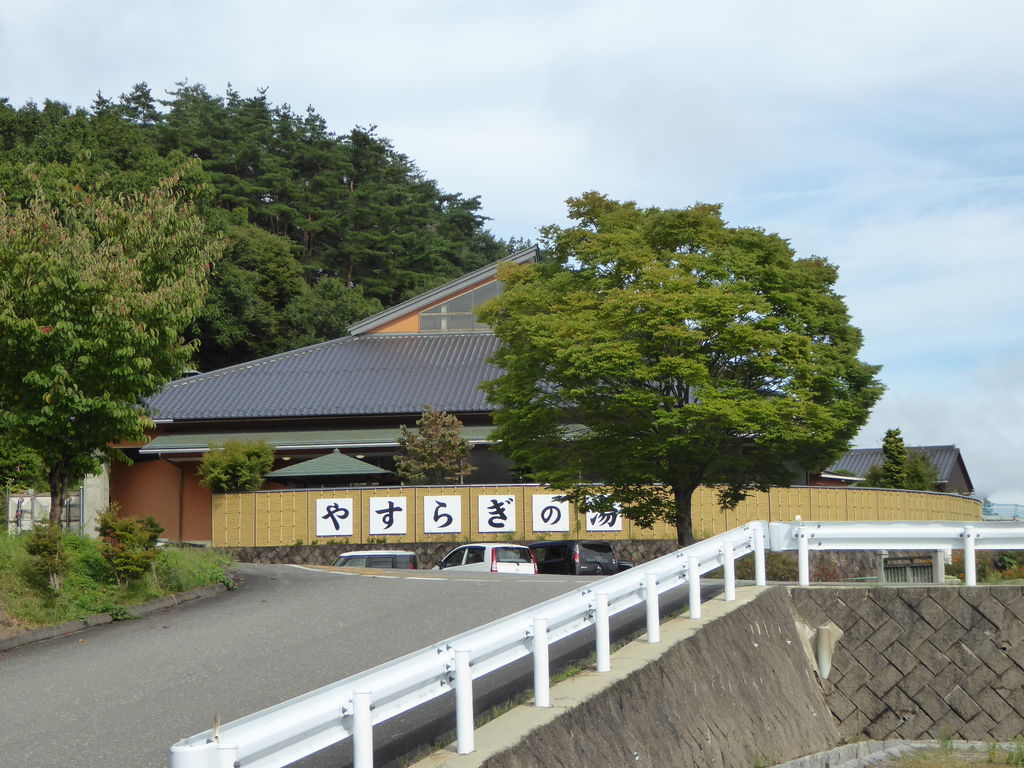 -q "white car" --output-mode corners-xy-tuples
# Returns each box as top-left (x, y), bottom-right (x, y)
(433, 543), (537, 574)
